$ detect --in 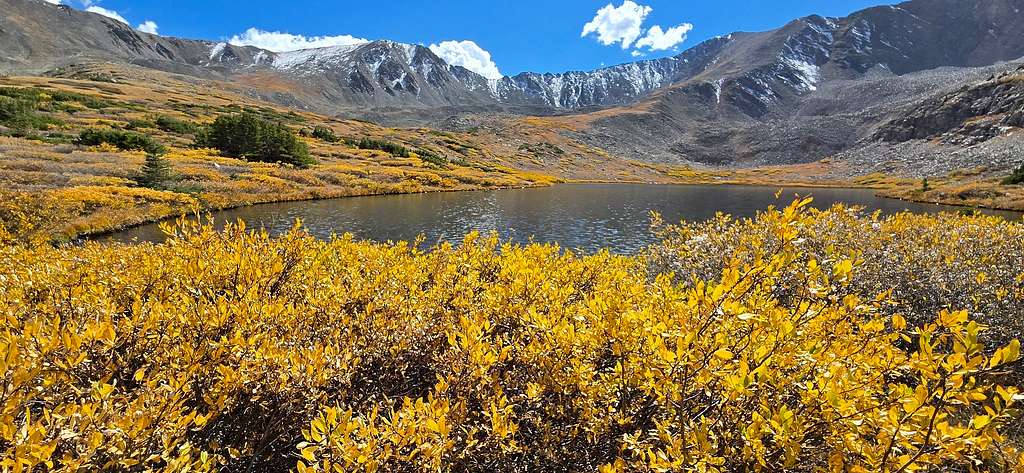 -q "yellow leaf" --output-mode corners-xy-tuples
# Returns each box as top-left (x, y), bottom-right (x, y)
(892, 314), (906, 331)
(96, 383), (115, 399)
(1003, 339), (1020, 364)
(300, 446), (317, 462)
